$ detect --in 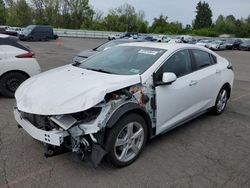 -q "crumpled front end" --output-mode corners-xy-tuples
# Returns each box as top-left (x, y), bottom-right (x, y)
(14, 83), (154, 167)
